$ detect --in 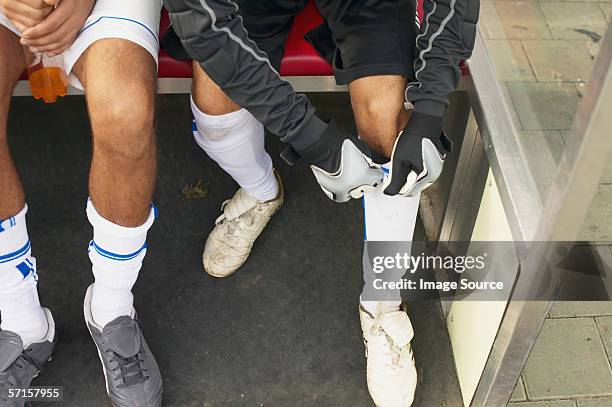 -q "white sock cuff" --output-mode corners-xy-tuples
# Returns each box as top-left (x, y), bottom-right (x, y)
(0, 286), (46, 345)
(191, 96), (253, 129)
(86, 199), (156, 256)
(246, 166), (278, 201)
(0, 204), (30, 264)
(191, 97), (263, 150)
(0, 204), (27, 231)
